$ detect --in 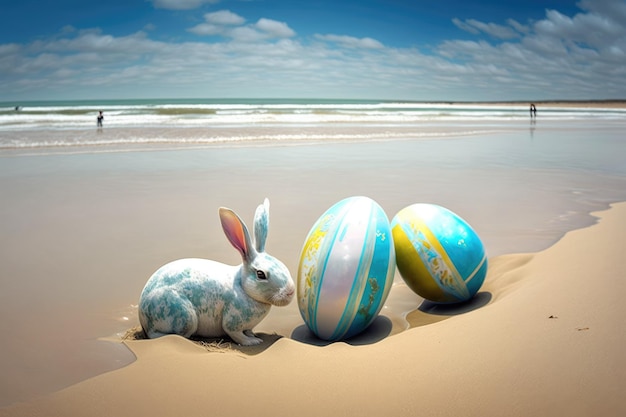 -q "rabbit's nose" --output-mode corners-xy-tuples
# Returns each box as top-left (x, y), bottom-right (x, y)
(282, 285), (295, 302)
